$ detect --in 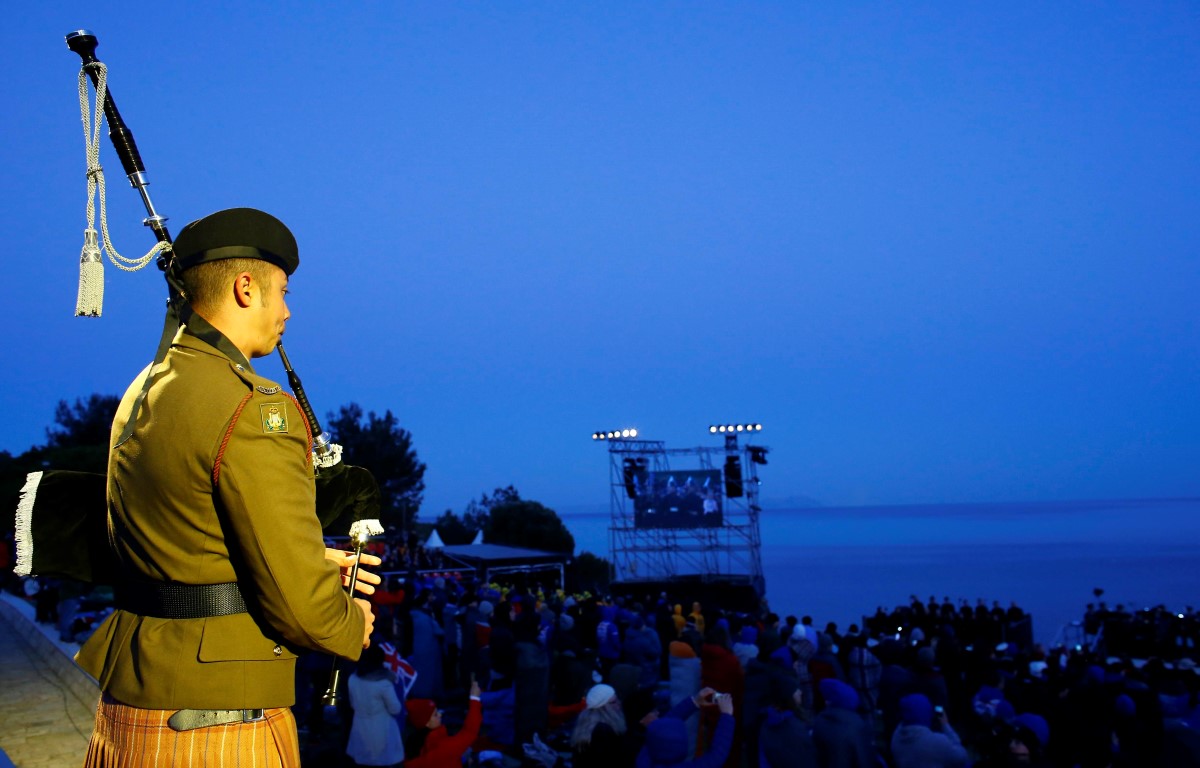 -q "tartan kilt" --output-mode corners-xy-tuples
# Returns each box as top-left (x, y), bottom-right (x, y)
(84, 693), (301, 767)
